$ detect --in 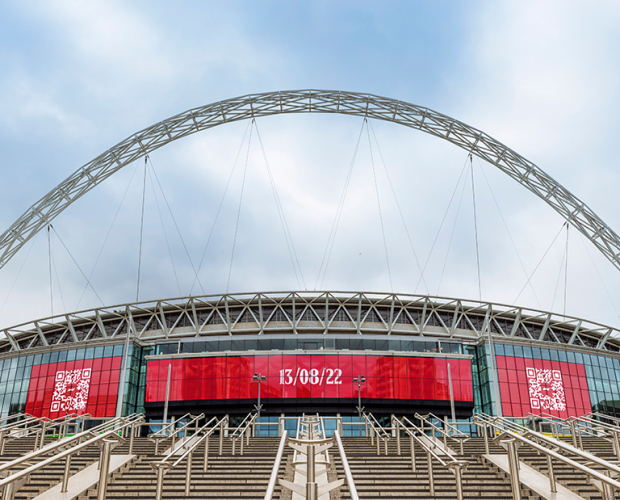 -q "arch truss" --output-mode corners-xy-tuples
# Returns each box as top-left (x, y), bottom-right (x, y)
(1, 90), (619, 275)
